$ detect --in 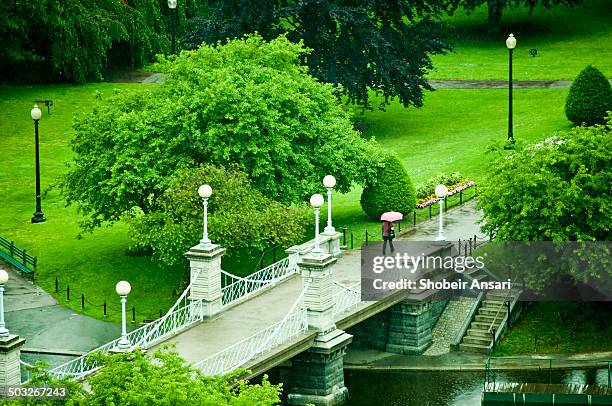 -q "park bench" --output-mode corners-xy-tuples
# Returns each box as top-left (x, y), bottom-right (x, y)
(0, 236), (36, 275)
(33, 99), (53, 114)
